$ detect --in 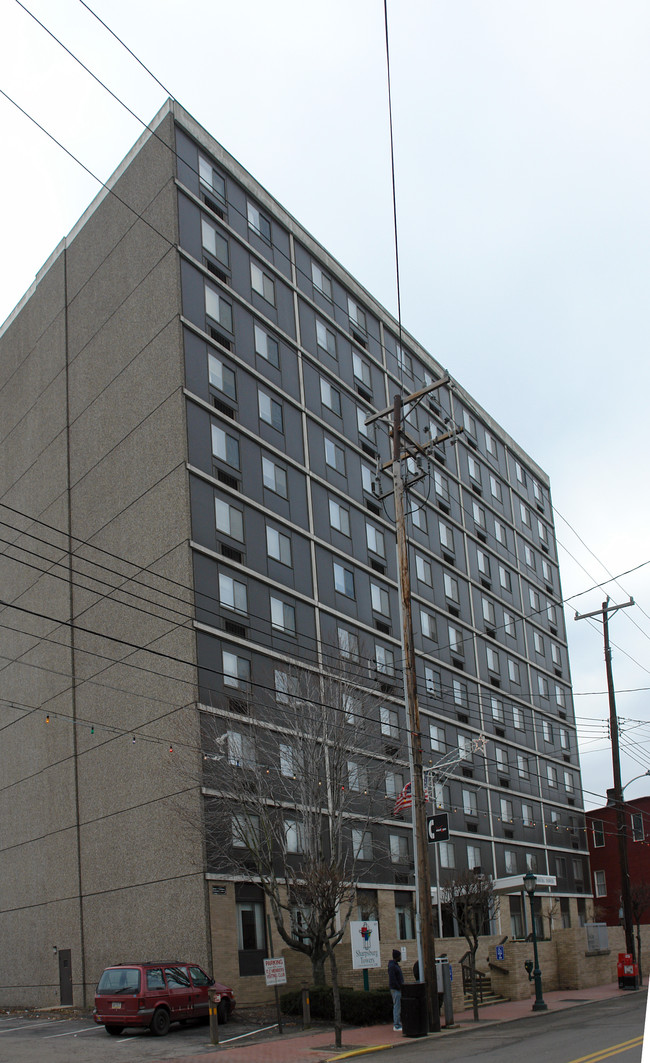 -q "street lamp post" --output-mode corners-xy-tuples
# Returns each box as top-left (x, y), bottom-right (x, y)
(523, 873), (547, 1012)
